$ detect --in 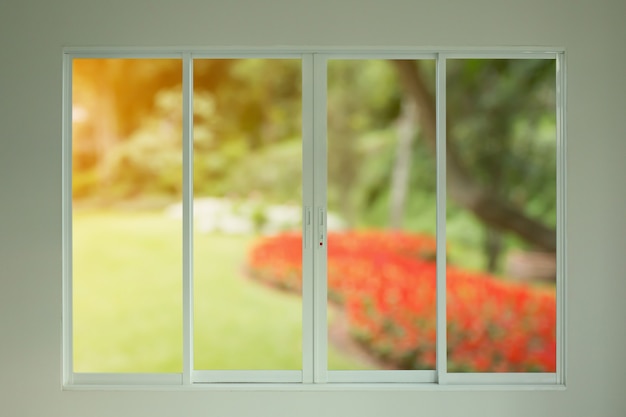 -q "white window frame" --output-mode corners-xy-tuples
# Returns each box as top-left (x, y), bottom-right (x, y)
(62, 47), (567, 390)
